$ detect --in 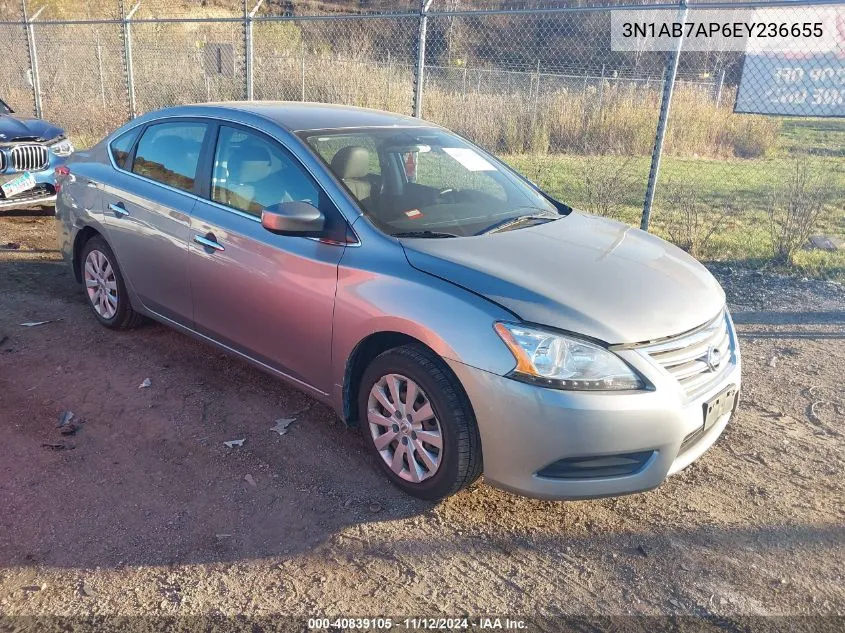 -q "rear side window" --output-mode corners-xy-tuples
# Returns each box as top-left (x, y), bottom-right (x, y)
(109, 128), (140, 170)
(132, 122), (208, 192)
